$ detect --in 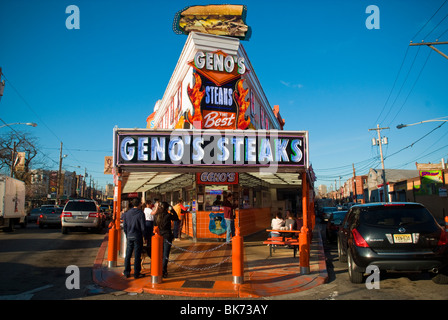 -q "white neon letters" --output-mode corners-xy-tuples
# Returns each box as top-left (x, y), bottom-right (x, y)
(118, 131), (305, 167)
